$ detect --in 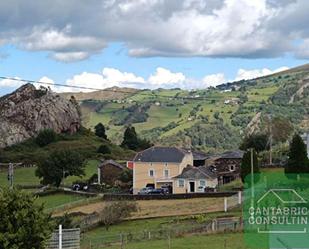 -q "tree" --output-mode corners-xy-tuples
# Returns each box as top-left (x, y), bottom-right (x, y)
(285, 134), (309, 174)
(121, 126), (152, 151)
(95, 123), (108, 140)
(240, 149), (259, 183)
(97, 144), (111, 154)
(36, 149), (85, 187)
(271, 117), (293, 143)
(99, 201), (138, 230)
(240, 133), (269, 153)
(117, 169), (133, 184)
(121, 126), (139, 150)
(36, 129), (57, 147)
(0, 188), (53, 249)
